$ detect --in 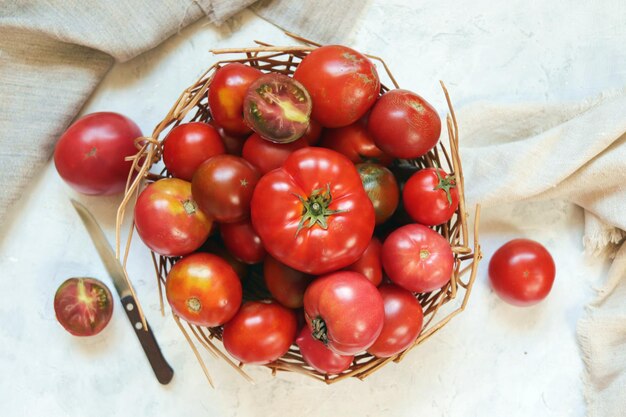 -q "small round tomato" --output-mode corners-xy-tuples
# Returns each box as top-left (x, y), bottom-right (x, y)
(368, 89), (441, 159)
(403, 168), (459, 226)
(488, 239), (556, 306)
(208, 63), (263, 136)
(242, 132), (308, 174)
(294, 45), (380, 128)
(162, 122), (225, 181)
(220, 220), (266, 264)
(54, 112), (141, 195)
(344, 237), (383, 286)
(166, 253), (242, 327)
(54, 277), (113, 336)
(222, 300), (297, 365)
(301, 119), (323, 145)
(192, 155), (260, 223)
(135, 178), (212, 257)
(243, 73), (312, 143)
(263, 255), (313, 308)
(304, 271), (384, 355)
(367, 284), (424, 358)
(382, 224), (453, 293)
(296, 326), (353, 374)
(356, 163), (399, 224)
(320, 121), (393, 166)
